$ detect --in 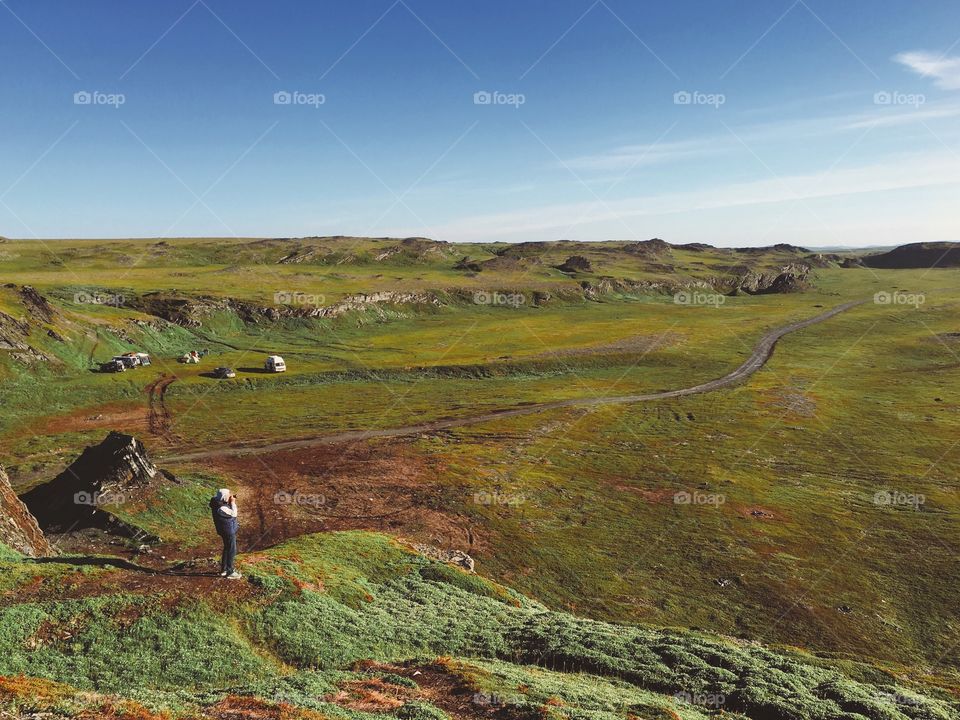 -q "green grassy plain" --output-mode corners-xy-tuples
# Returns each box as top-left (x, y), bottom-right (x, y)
(1, 237), (958, 717)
